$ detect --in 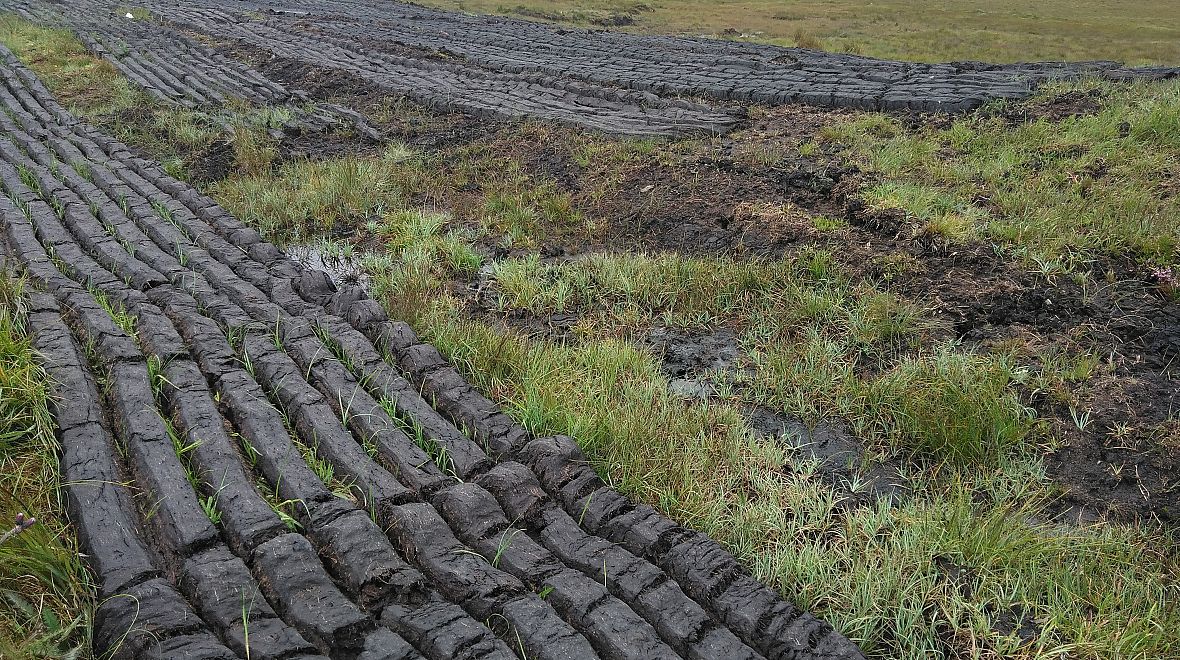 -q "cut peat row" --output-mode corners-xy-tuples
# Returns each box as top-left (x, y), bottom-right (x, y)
(185, 0), (1134, 112)
(3, 0), (1176, 137)
(0, 0), (738, 137)
(0, 0), (381, 140)
(161, 4), (736, 137)
(0, 104), (398, 659)
(0, 36), (865, 660)
(110, 0), (1180, 126)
